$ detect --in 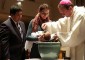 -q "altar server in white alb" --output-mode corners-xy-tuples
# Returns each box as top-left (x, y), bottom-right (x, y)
(42, 0), (85, 60)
